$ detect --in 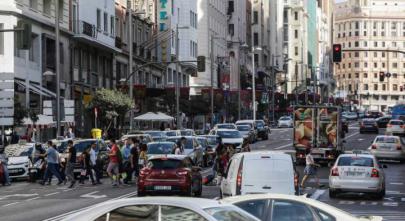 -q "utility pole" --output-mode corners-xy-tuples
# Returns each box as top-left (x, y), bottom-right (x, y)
(271, 56), (275, 125)
(128, 1), (134, 130)
(176, 25), (181, 129)
(210, 34), (215, 126)
(55, 0), (61, 136)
